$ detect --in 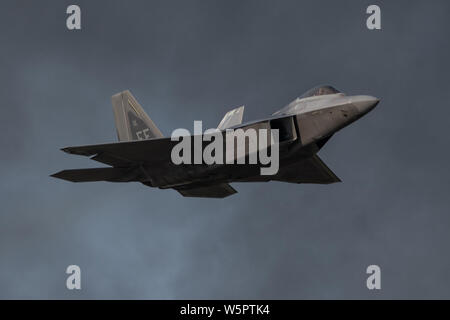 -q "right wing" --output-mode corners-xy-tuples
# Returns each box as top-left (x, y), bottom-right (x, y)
(273, 154), (341, 184)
